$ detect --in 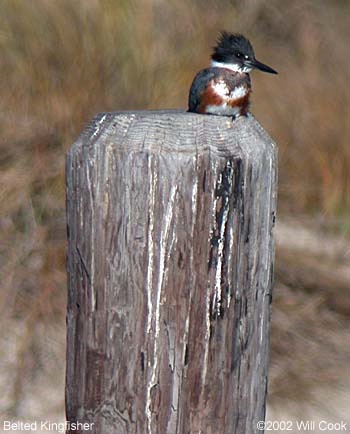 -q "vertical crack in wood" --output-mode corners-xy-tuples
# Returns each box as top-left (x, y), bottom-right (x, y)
(213, 160), (234, 317)
(201, 279), (212, 392)
(76, 246), (91, 285)
(145, 154), (157, 433)
(173, 157), (199, 433)
(86, 158), (96, 311)
(146, 155), (156, 335)
(146, 166), (177, 433)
